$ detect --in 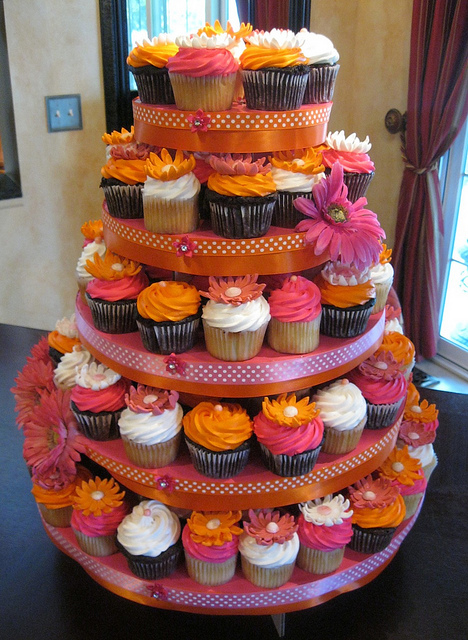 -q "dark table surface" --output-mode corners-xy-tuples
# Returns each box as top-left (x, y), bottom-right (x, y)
(1, 323), (467, 640)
